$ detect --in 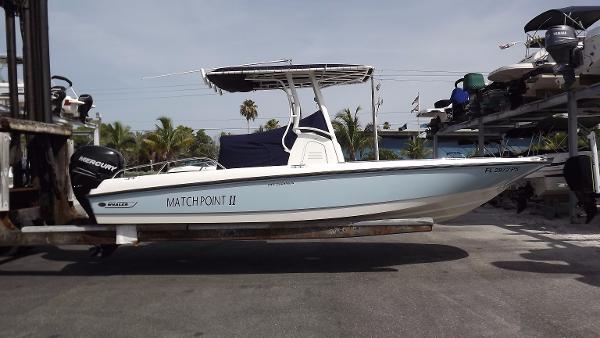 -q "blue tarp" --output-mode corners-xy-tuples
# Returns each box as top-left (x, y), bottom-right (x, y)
(218, 111), (329, 168)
